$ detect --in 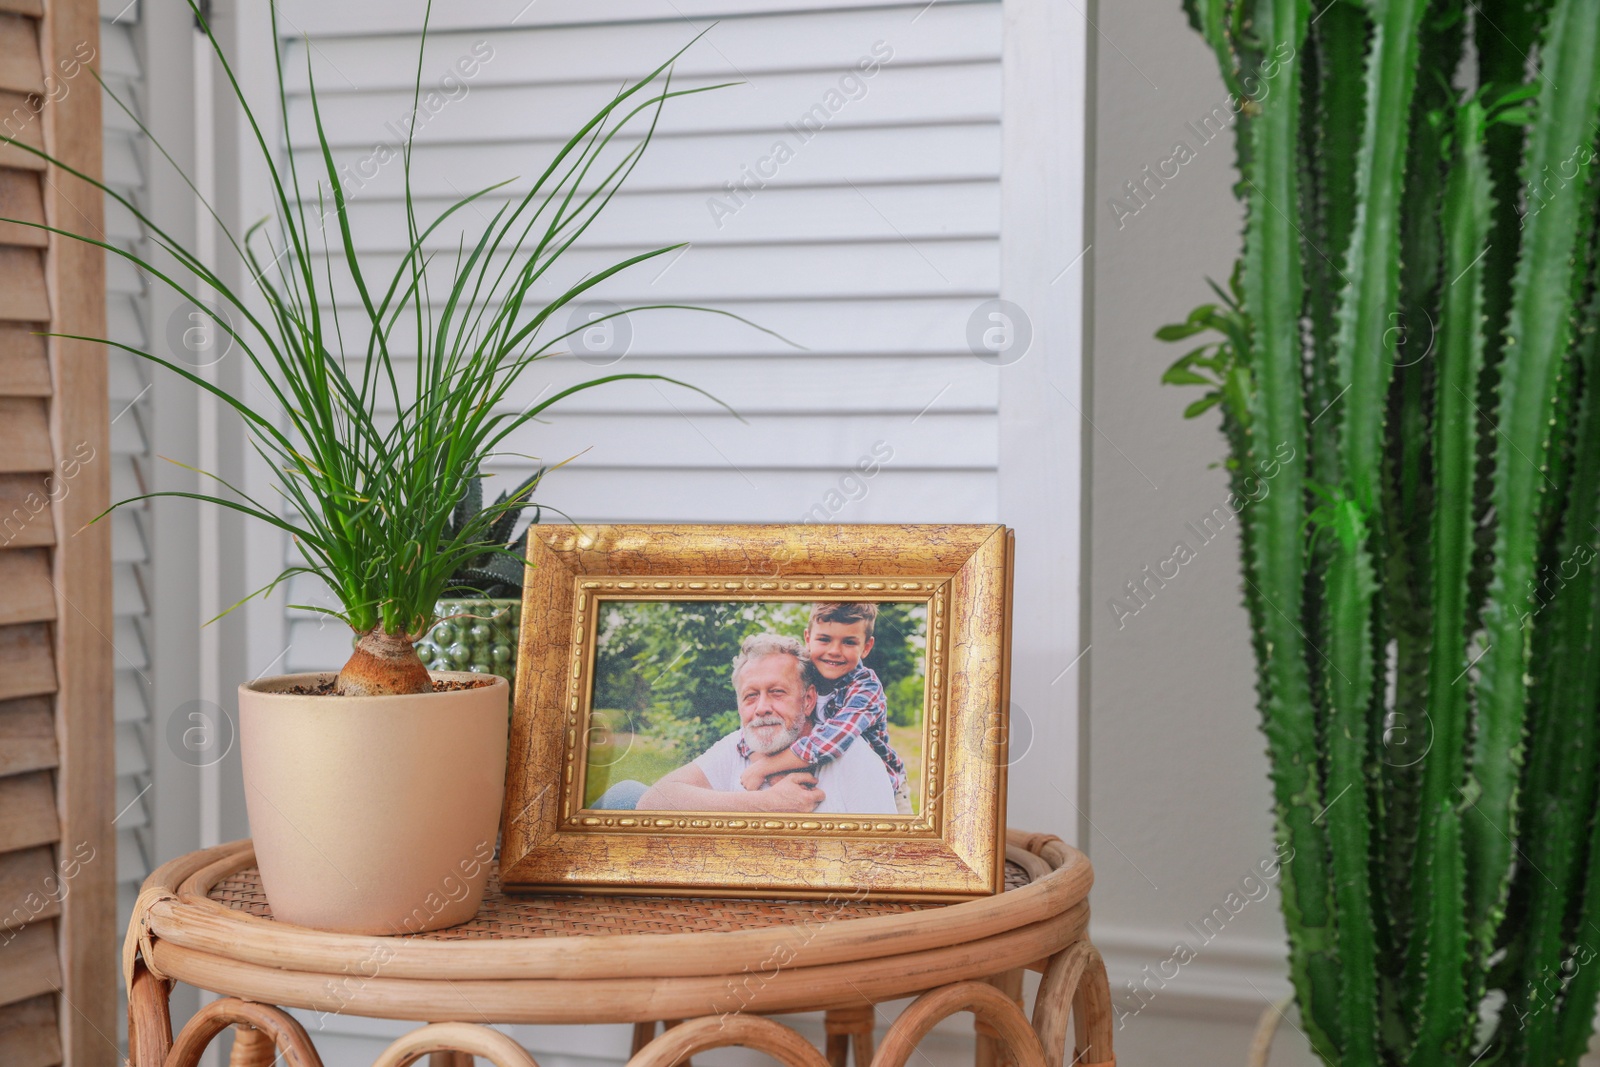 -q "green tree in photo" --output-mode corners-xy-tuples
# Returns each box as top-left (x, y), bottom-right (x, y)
(587, 599), (927, 794)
